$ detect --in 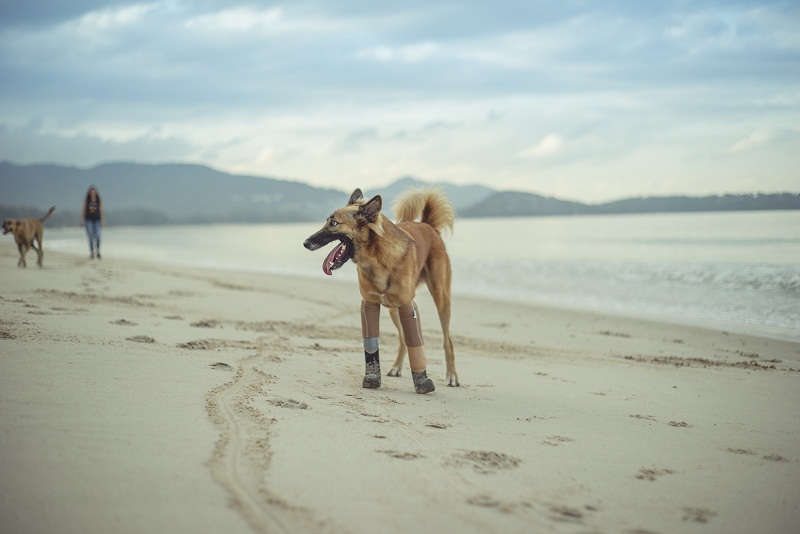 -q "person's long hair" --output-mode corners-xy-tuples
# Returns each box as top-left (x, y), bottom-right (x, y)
(85, 185), (102, 207)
